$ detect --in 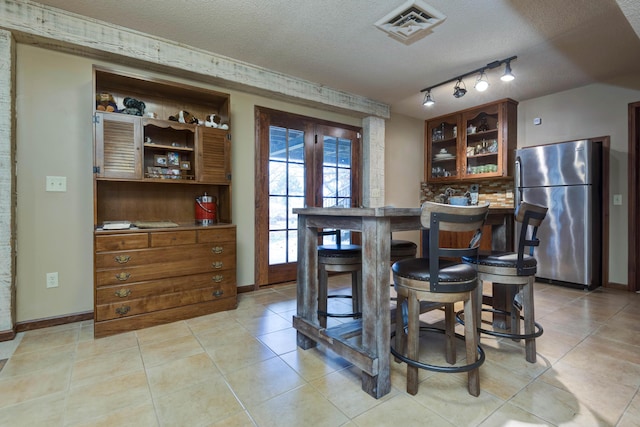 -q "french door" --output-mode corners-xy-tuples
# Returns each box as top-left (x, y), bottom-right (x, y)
(255, 107), (361, 287)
